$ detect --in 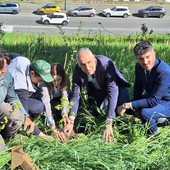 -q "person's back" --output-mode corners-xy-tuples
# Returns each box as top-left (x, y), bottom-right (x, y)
(7, 53), (55, 140)
(0, 51), (24, 151)
(7, 56), (35, 92)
